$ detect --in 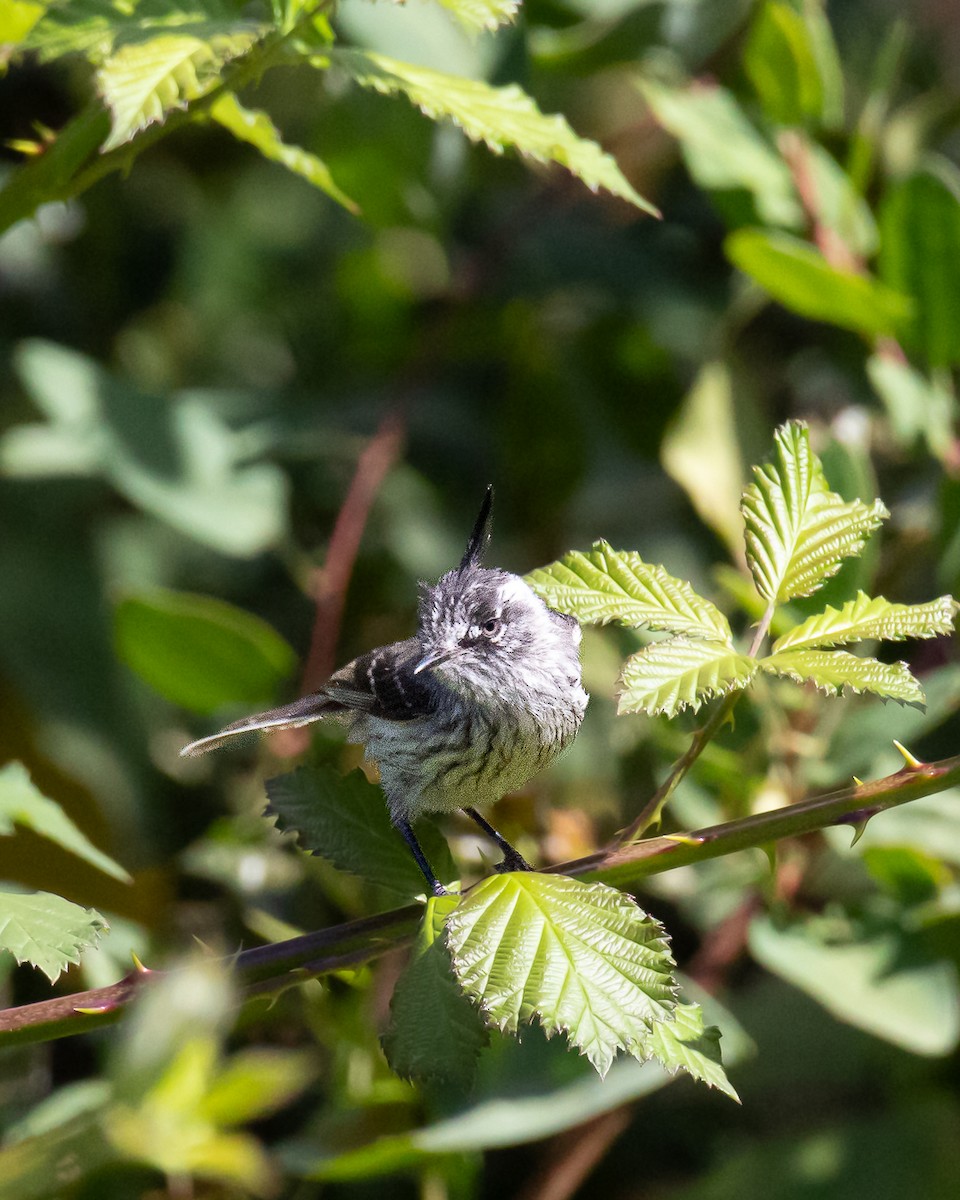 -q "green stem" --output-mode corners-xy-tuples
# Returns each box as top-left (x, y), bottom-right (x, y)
(3, 750), (957, 1048)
